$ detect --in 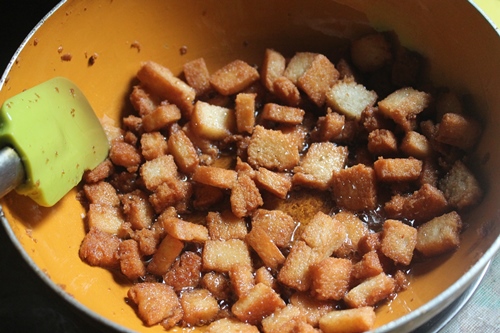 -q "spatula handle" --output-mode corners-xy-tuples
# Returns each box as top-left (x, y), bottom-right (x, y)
(0, 147), (25, 199)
